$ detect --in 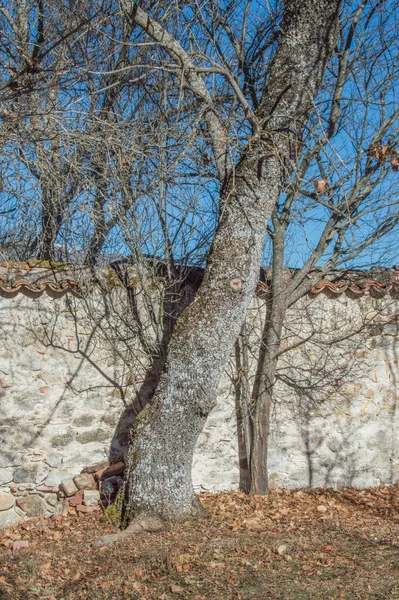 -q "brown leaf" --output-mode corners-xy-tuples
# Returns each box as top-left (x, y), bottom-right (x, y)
(391, 158), (399, 171)
(367, 142), (397, 163)
(314, 176), (328, 193)
(170, 584), (184, 593)
(242, 517), (269, 532)
(100, 582), (111, 590)
(132, 567), (143, 579)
